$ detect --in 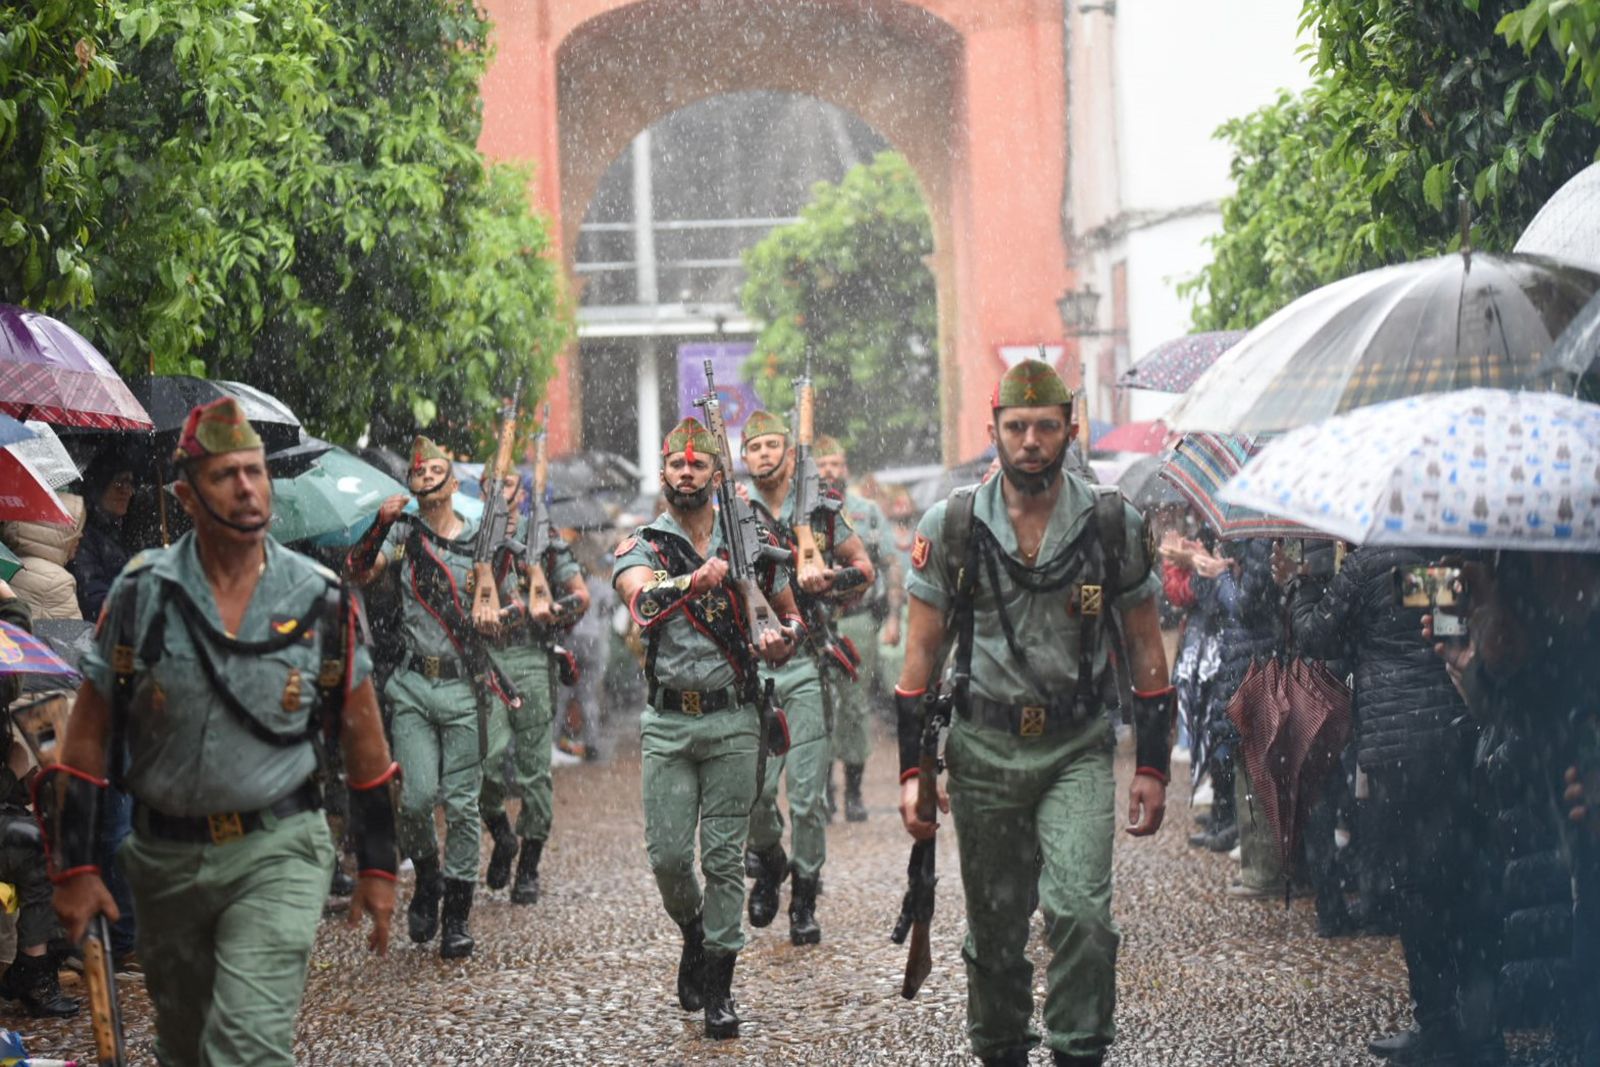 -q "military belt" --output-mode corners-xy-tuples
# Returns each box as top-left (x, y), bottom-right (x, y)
(406, 653), (466, 681)
(651, 684), (739, 716)
(959, 694), (1091, 738)
(134, 780), (323, 845)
